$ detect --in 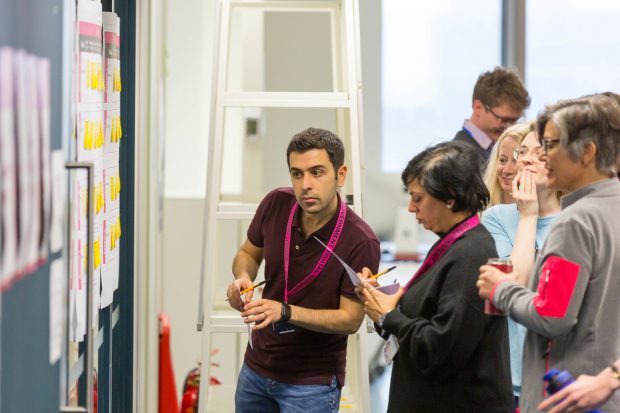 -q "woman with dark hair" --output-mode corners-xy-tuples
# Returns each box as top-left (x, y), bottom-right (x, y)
(357, 142), (513, 412)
